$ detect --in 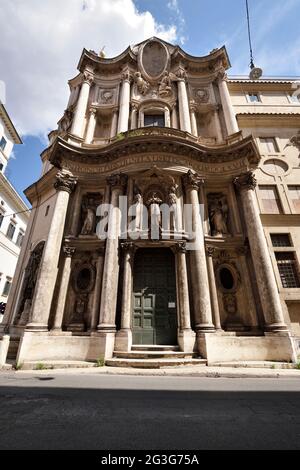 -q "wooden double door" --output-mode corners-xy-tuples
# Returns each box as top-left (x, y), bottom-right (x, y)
(132, 248), (177, 345)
